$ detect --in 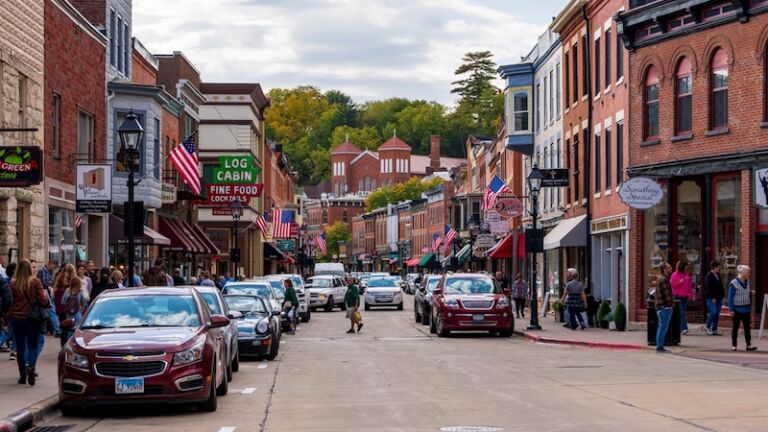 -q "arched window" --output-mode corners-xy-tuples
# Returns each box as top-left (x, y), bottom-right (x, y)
(371, 179), (376, 189)
(358, 179), (363, 192)
(710, 48), (729, 129)
(675, 57), (693, 135)
(644, 66), (660, 140)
